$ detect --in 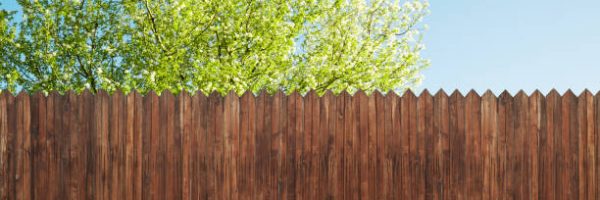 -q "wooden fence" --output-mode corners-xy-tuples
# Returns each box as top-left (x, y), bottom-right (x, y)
(0, 89), (599, 199)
